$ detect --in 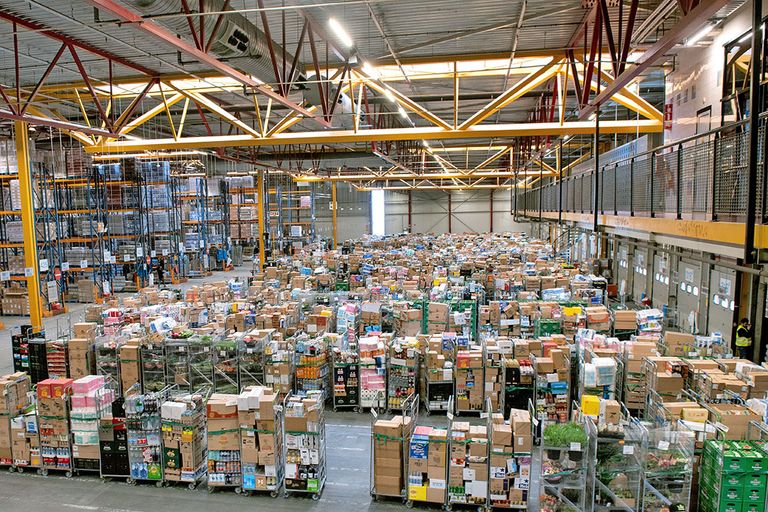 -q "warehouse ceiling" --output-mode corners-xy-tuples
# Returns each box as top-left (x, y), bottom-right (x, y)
(0, 0), (740, 189)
